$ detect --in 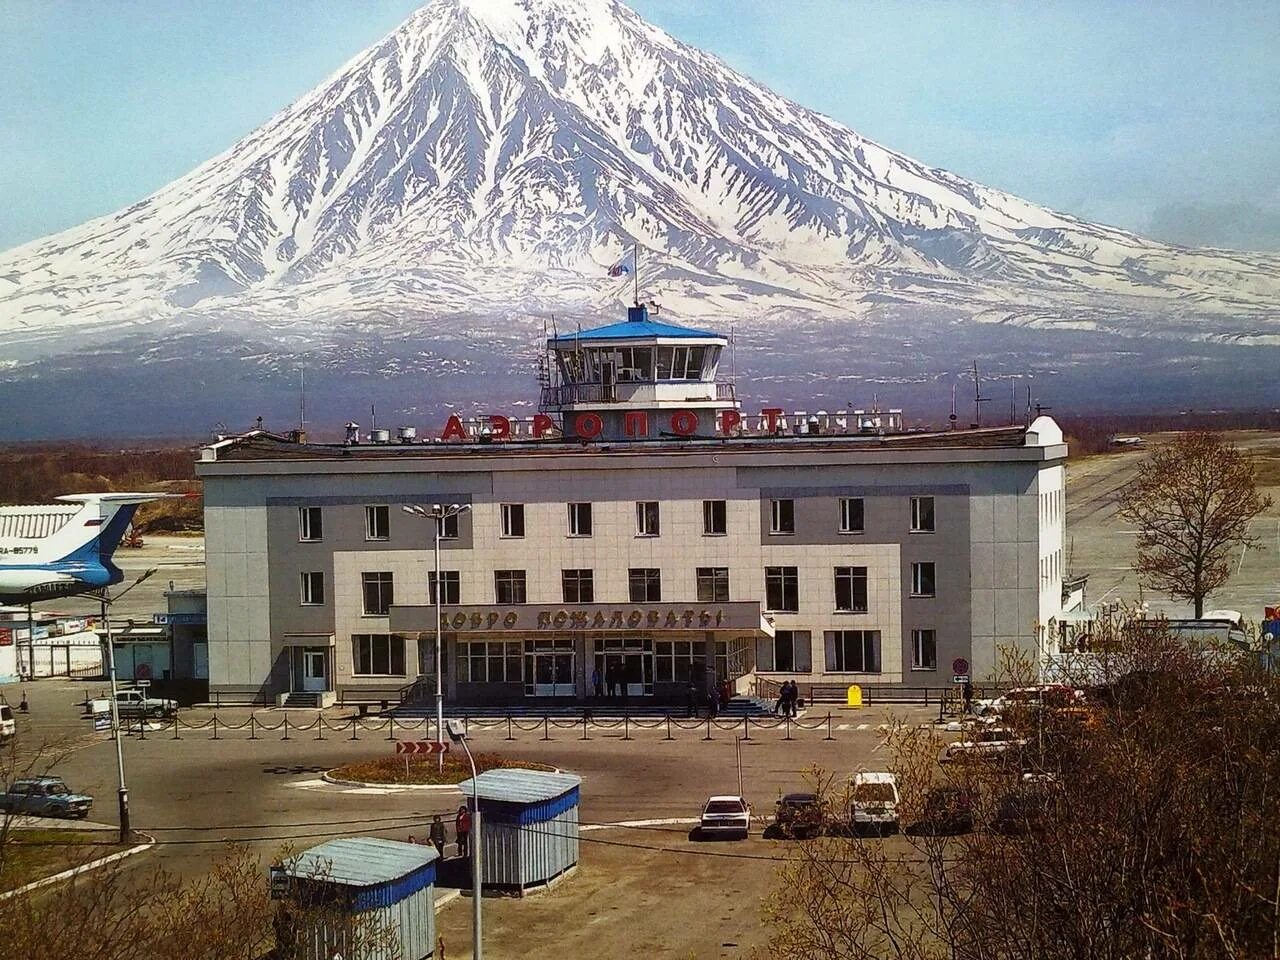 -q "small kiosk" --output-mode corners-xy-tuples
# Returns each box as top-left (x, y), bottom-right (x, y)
(272, 836), (438, 959)
(458, 769), (582, 894)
